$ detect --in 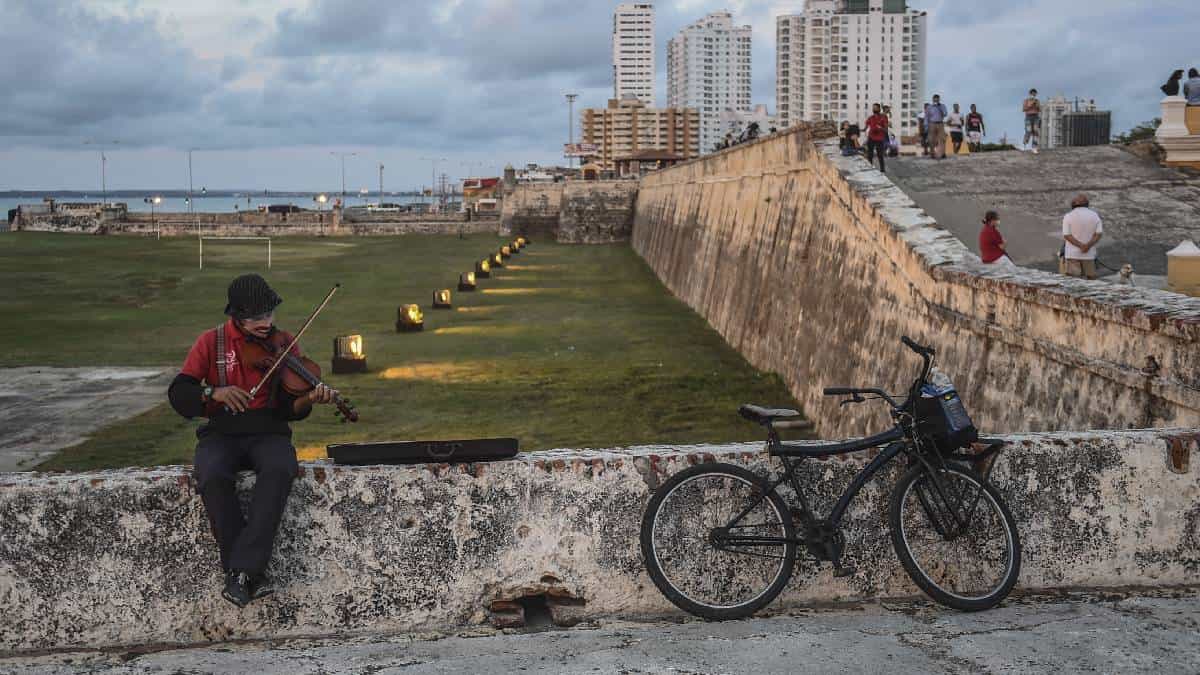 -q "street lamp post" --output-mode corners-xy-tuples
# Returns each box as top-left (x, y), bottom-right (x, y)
(83, 140), (119, 211)
(144, 196), (163, 238)
(565, 93), (579, 169)
(378, 163), (385, 207)
(330, 152), (357, 205)
(419, 156), (446, 212)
